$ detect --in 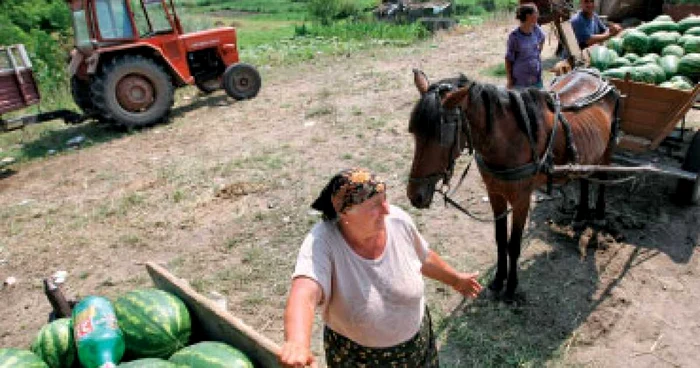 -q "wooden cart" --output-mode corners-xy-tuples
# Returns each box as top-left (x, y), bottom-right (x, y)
(0, 44), (82, 132)
(552, 20), (700, 204)
(146, 262), (282, 368)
